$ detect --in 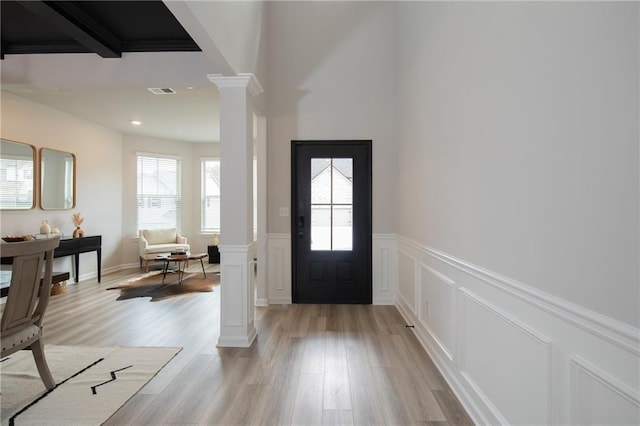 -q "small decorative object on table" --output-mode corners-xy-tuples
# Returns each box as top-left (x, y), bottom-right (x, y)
(39, 220), (51, 234)
(71, 212), (85, 238)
